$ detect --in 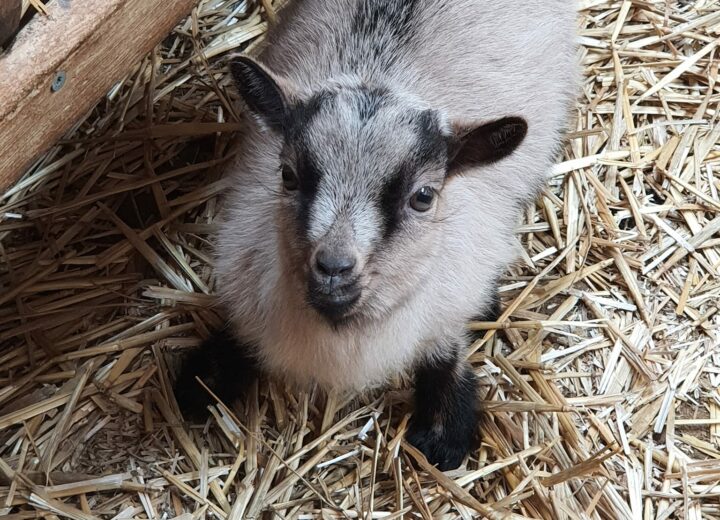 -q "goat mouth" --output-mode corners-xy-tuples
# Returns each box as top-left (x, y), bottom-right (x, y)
(306, 283), (362, 323)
